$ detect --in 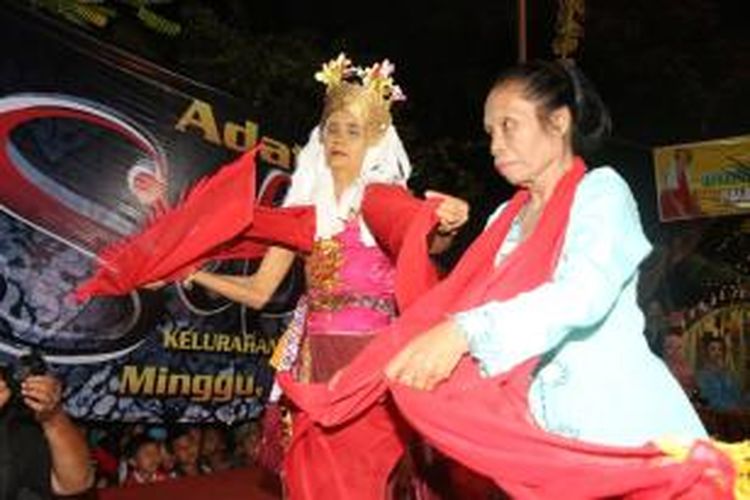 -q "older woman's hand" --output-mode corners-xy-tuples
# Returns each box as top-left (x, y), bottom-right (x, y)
(426, 191), (470, 236)
(385, 319), (469, 391)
